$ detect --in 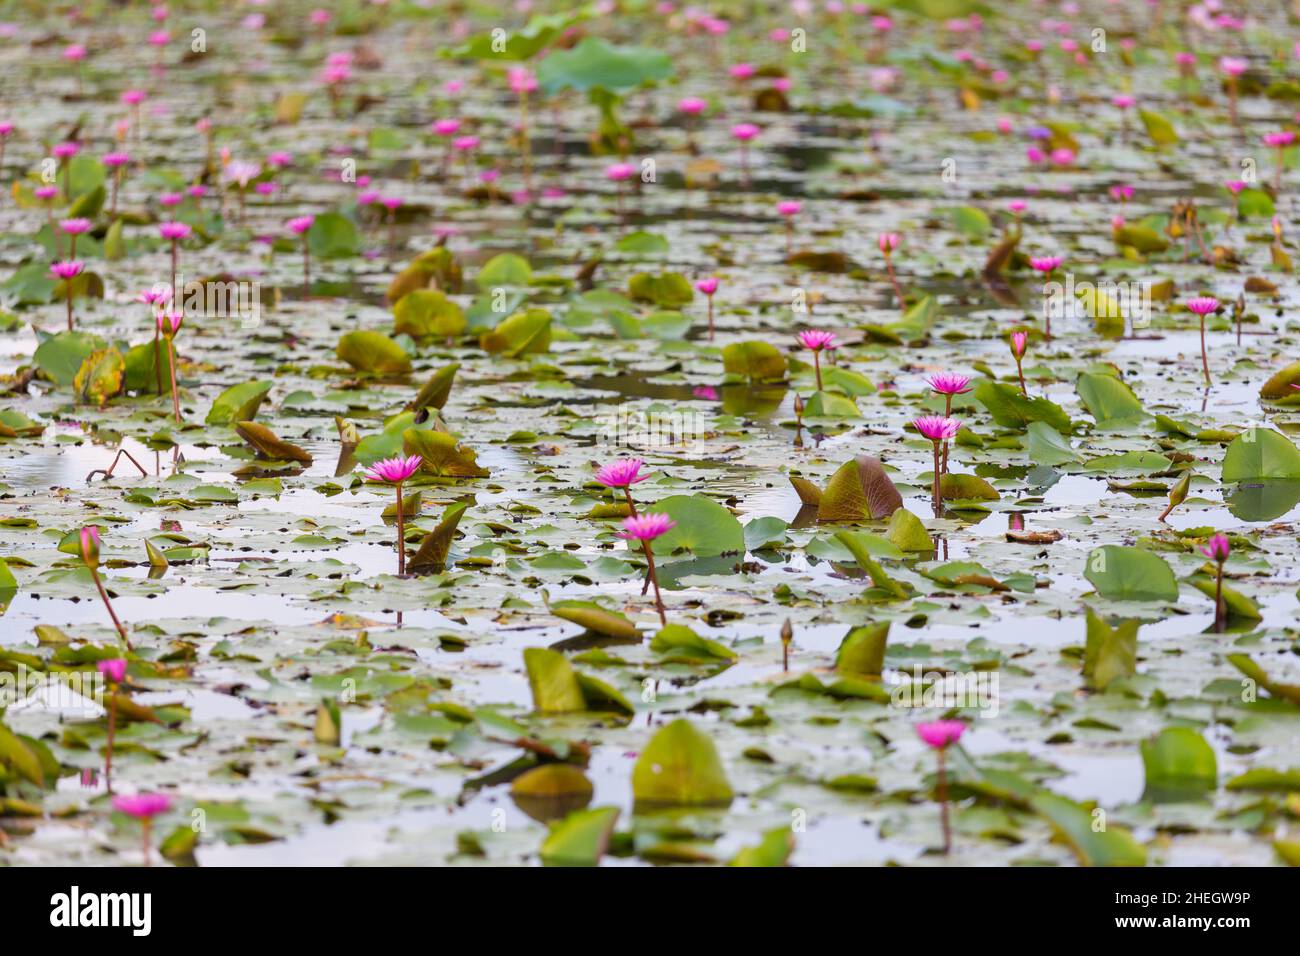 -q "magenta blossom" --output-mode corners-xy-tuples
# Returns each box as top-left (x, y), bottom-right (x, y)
(596, 458), (650, 489)
(79, 525), (101, 565)
(777, 200), (801, 217)
(287, 215), (315, 235)
(605, 162), (635, 181)
(103, 151), (131, 168)
(917, 720), (966, 750)
(112, 793), (172, 820)
(616, 512), (676, 542)
(431, 118), (460, 136)
(678, 97), (707, 115)
(60, 218), (91, 235)
(1200, 533), (1230, 562)
(926, 372), (972, 396)
(1029, 255), (1063, 273)
(797, 330), (836, 352)
(50, 260), (84, 281)
(913, 416), (961, 443)
(696, 277), (719, 295)
(364, 455), (423, 484)
(1010, 330), (1028, 358)
(98, 658), (127, 683)
(158, 221), (192, 241)
(1187, 296), (1219, 316)
(879, 232), (900, 254)
(157, 310), (182, 336)
(730, 123), (760, 141)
